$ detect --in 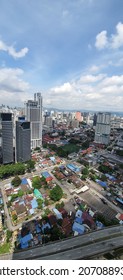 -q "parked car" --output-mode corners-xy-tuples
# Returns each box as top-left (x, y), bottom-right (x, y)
(76, 198), (82, 205)
(100, 198), (108, 205)
(112, 200), (118, 206)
